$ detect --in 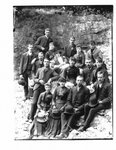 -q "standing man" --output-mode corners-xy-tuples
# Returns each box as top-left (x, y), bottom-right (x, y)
(78, 71), (112, 132)
(64, 37), (77, 59)
(19, 44), (35, 101)
(35, 28), (53, 55)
